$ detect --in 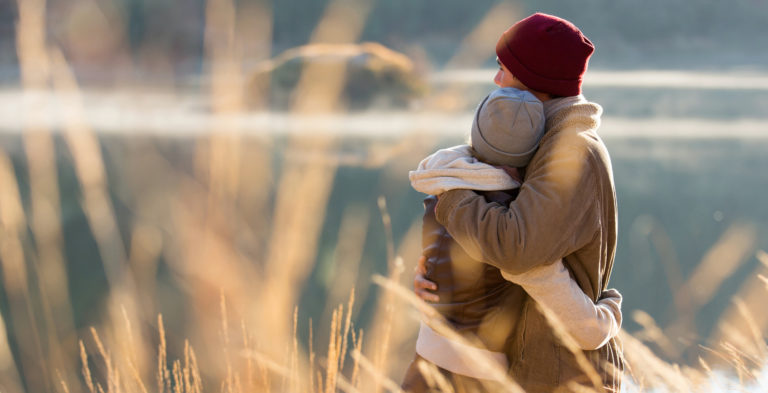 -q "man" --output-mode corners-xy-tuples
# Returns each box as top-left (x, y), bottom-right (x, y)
(413, 13), (623, 392)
